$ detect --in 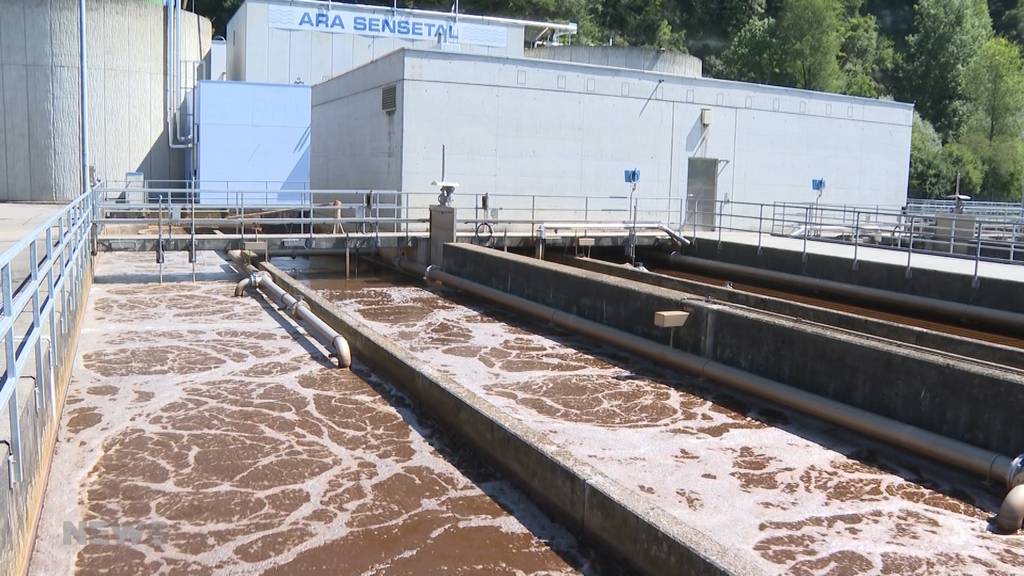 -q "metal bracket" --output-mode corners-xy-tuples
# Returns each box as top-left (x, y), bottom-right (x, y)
(1, 440), (14, 489)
